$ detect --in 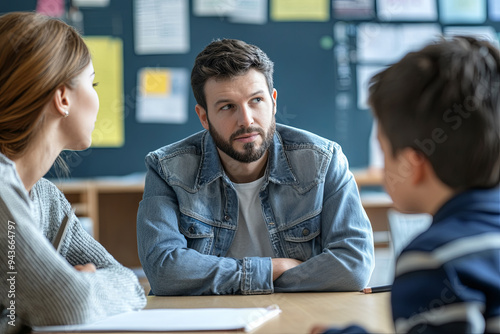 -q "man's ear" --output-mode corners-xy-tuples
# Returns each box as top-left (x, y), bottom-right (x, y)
(272, 89), (277, 115)
(53, 85), (70, 117)
(195, 104), (209, 130)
